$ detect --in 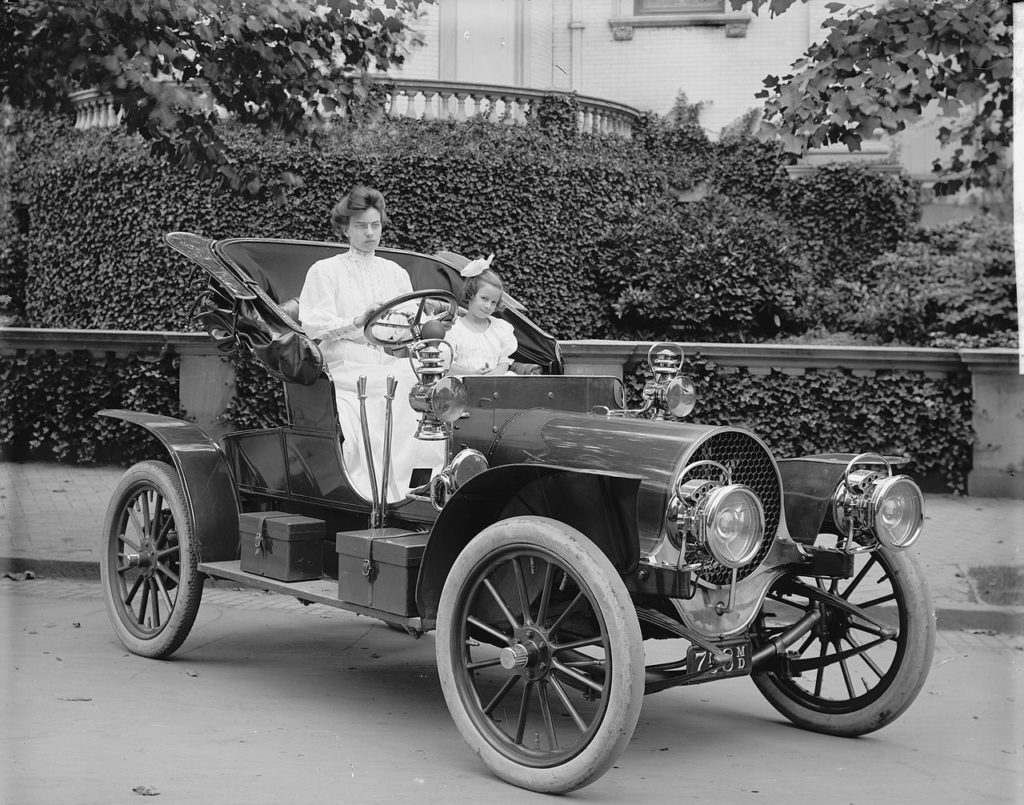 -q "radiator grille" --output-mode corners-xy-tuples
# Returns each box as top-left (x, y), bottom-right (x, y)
(683, 429), (782, 585)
